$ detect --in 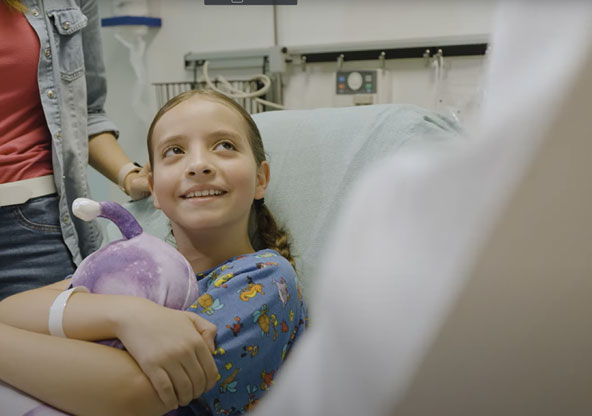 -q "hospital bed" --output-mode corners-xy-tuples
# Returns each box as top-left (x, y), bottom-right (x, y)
(0, 102), (463, 414)
(4, 96), (592, 414)
(112, 98), (592, 415)
(104, 103), (465, 301)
